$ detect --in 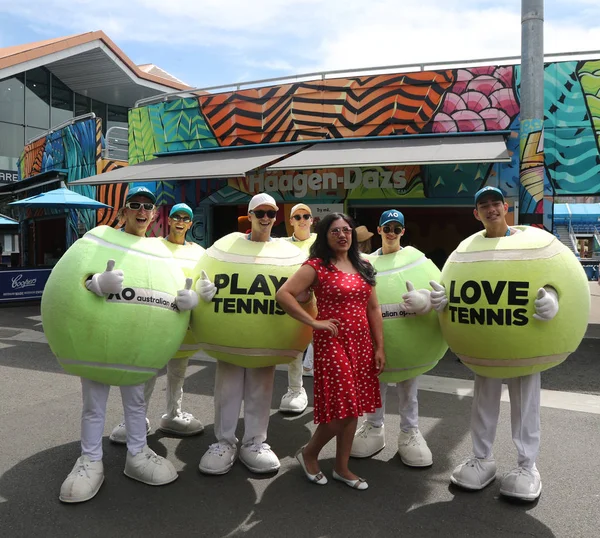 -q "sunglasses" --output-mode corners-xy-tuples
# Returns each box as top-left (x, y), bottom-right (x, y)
(126, 201), (155, 211)
(292, 214), (312, 221)
(250, 210), (277, 219)
(170, 215), (191, 223)
(329, 227), (353, 236)
(382, 225), (403, 234)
